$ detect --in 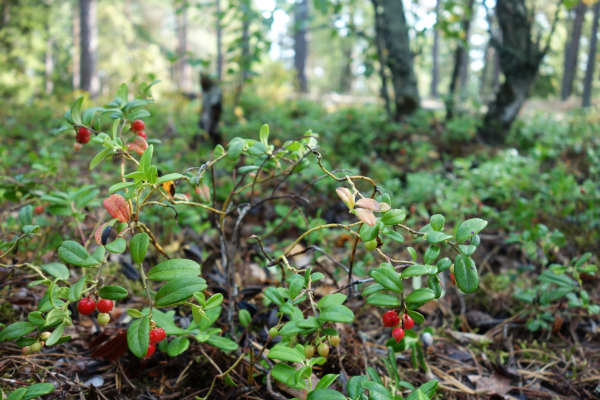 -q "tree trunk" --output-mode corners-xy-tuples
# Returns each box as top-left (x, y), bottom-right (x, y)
(479, 0), (553, 144)
(479, 44), (490, 96)
(339, 39), (353, 92)
(216, 0), (223, 80)
(198, 74), (222, 147)
(561, 1), (586, 100)
(80, 0), (98, 97)
(73, 3), (80, 90)
(294, 0), (309, 92)
(446, 0), (475, 120)
(583, 1), (600, 108)
(177, 4), (189, 91)
(45, 25), (53, 96)
(373, 0), (392, 118)
(372, 0), (419, 119)
(431, 0), (441, 98)
(241, 12), (250, 81)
